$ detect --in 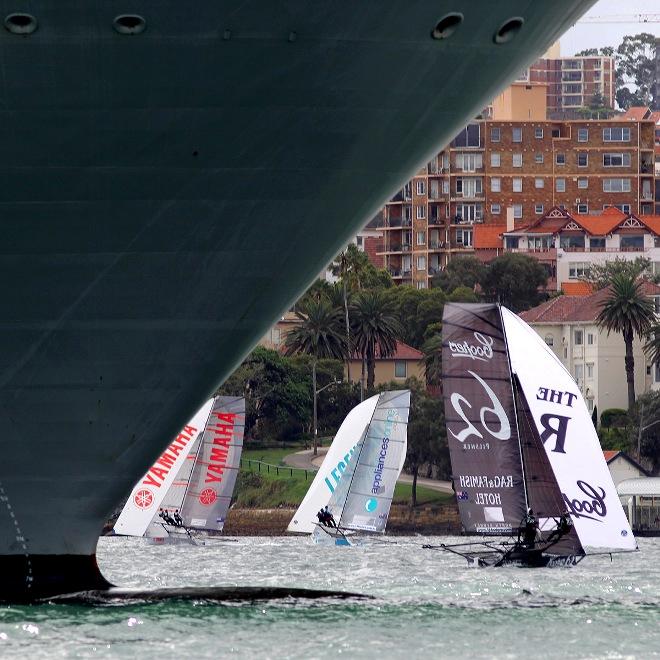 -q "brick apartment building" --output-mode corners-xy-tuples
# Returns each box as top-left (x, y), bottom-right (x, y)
(379, 117), (658, 288)
(520, 41), (615, 115)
